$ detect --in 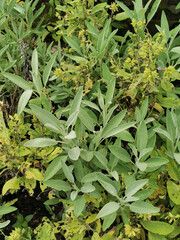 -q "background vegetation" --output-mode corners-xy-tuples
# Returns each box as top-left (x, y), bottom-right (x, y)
(0, 0), (180, 239)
